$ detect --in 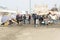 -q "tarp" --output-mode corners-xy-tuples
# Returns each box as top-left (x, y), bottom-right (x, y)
(1, 15), (9, 23)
